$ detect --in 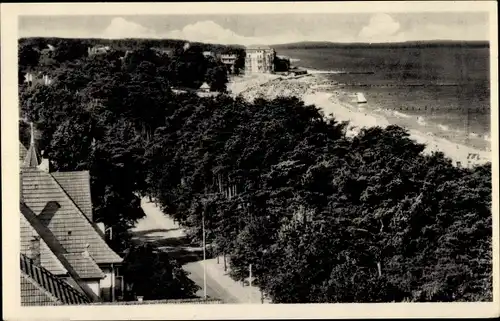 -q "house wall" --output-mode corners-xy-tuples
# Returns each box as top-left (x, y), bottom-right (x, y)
(220, 54), (237, 65)
(245, 49), (275, 74)
(85, 280), (101, 297)
(99, 266), (116, 302)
